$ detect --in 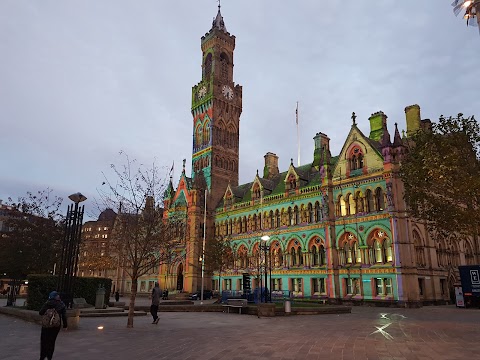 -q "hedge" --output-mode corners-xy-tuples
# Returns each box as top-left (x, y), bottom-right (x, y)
(26, 275), (112, 310)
